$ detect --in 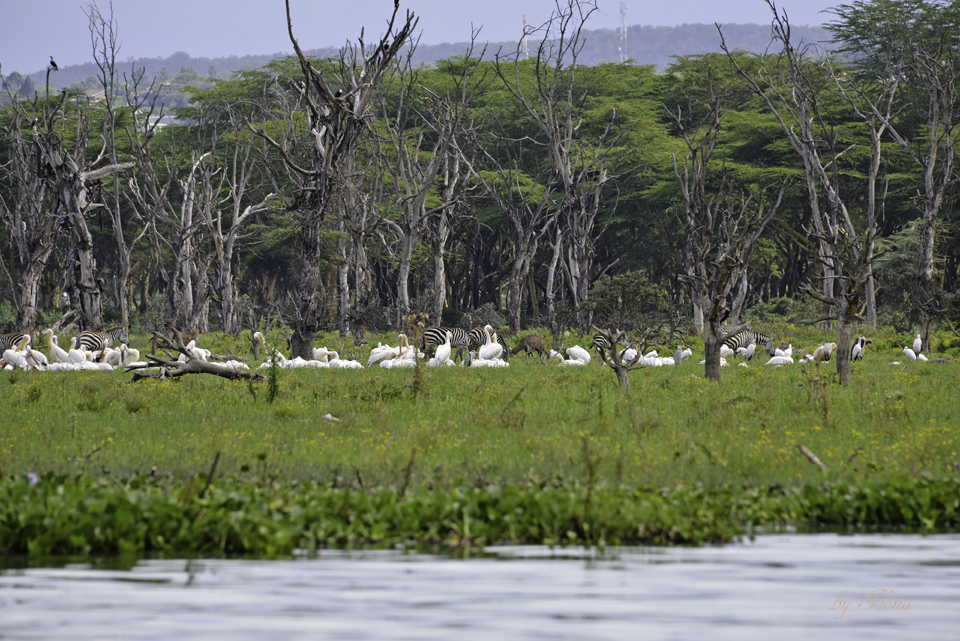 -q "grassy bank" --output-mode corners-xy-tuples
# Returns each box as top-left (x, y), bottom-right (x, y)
(2, 334), (957, 488)
(1, 327), (957, 554)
